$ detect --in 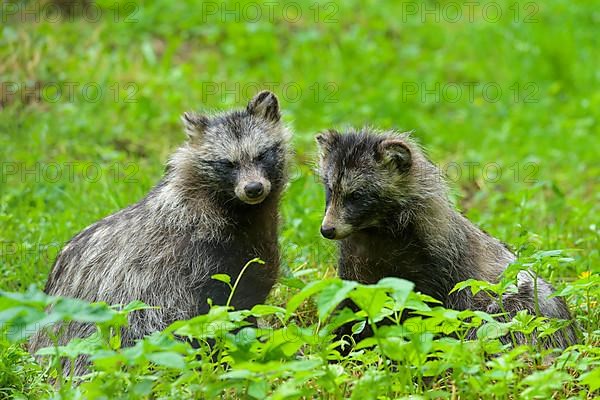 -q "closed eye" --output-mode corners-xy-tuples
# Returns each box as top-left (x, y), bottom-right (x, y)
(255, 146), (278, 163)
(324, 184), (333, 204)
(215, 159), (237, 169)
(345, 191), (362, 202)
(256, 150), (270, 161)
